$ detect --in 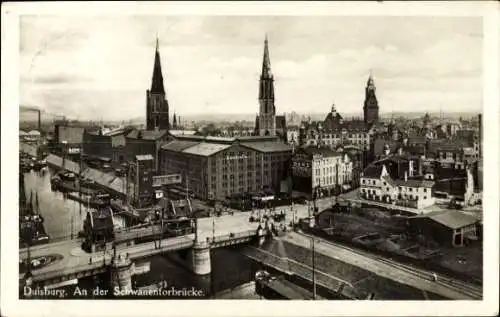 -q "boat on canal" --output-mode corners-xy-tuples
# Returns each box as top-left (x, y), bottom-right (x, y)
(19, 190), (50, 247)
